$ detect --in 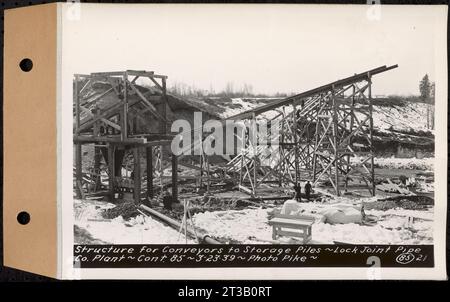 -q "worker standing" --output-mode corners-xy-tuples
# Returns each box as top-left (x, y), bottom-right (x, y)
(293, 184), (301, 202)
(162, 189), (173, 210)
(304, 181), (312, 201)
